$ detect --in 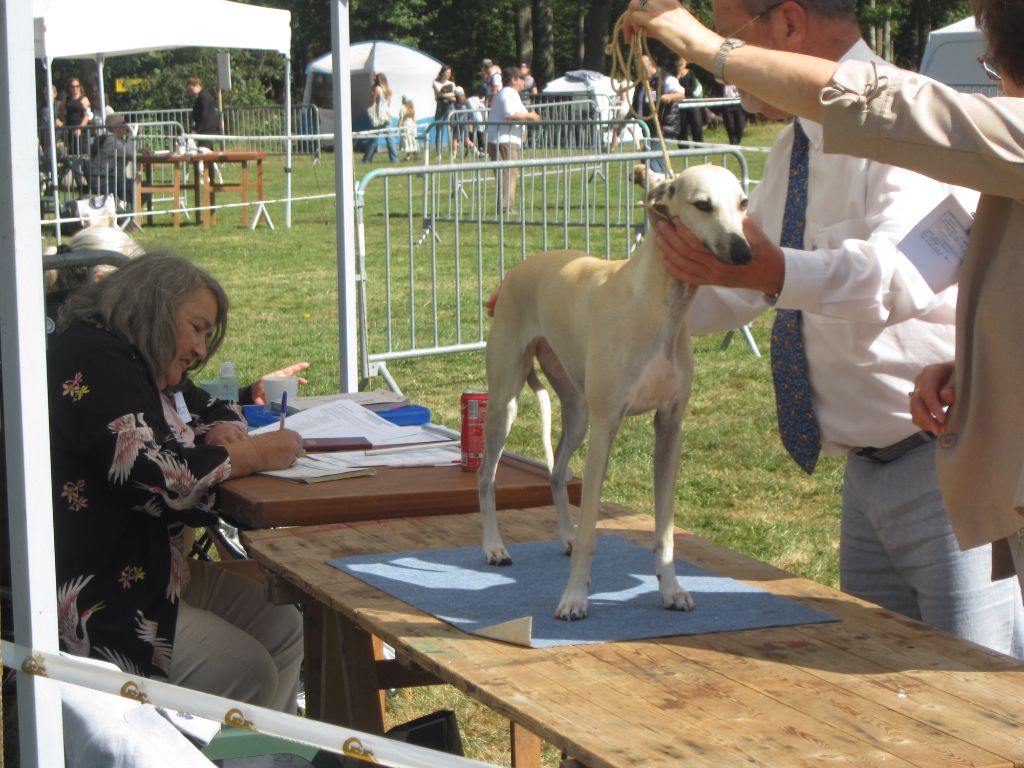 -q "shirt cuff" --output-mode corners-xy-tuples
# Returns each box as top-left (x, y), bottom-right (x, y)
(776, 247), (829, 309)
